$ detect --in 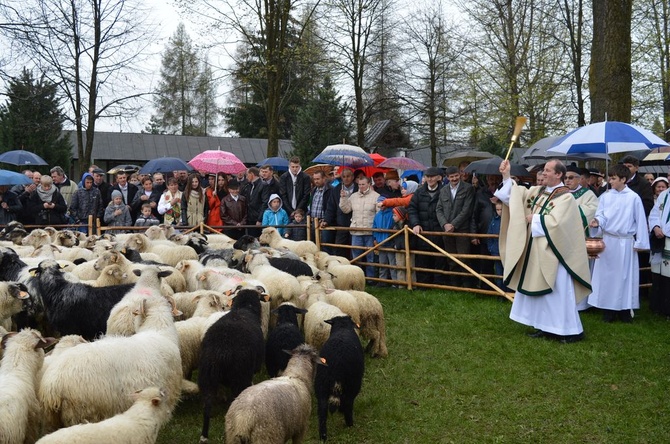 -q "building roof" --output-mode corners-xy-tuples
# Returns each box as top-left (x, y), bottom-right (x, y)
(66, 131), (293, 164)
(405, 143), (479, 167)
